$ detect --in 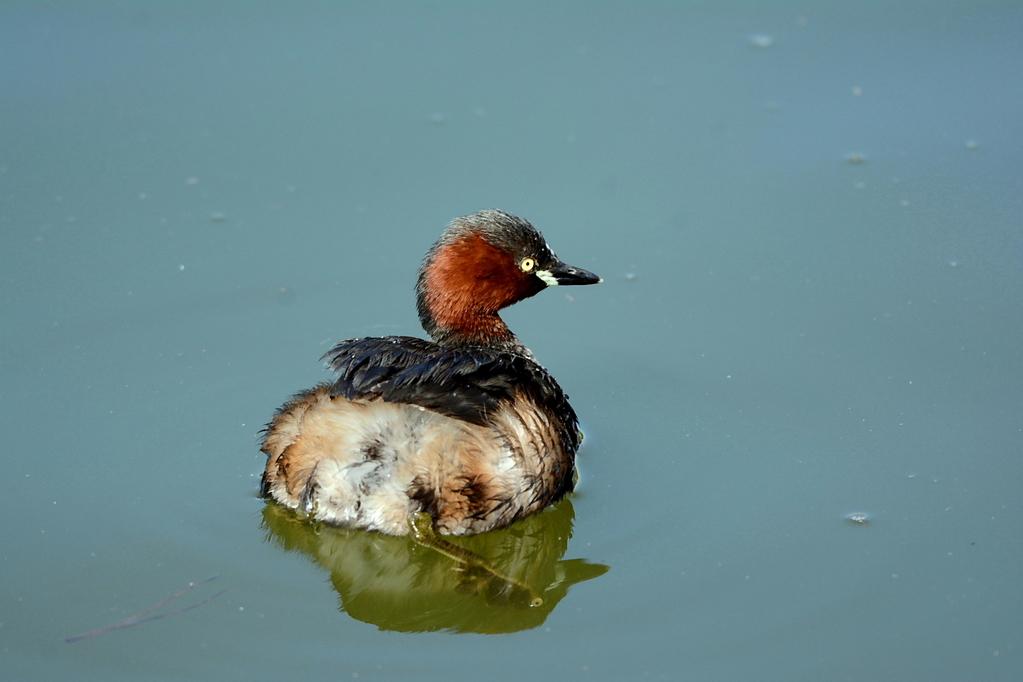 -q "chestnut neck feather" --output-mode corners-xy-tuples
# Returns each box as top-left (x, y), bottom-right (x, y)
(416, 234), (536, 349)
